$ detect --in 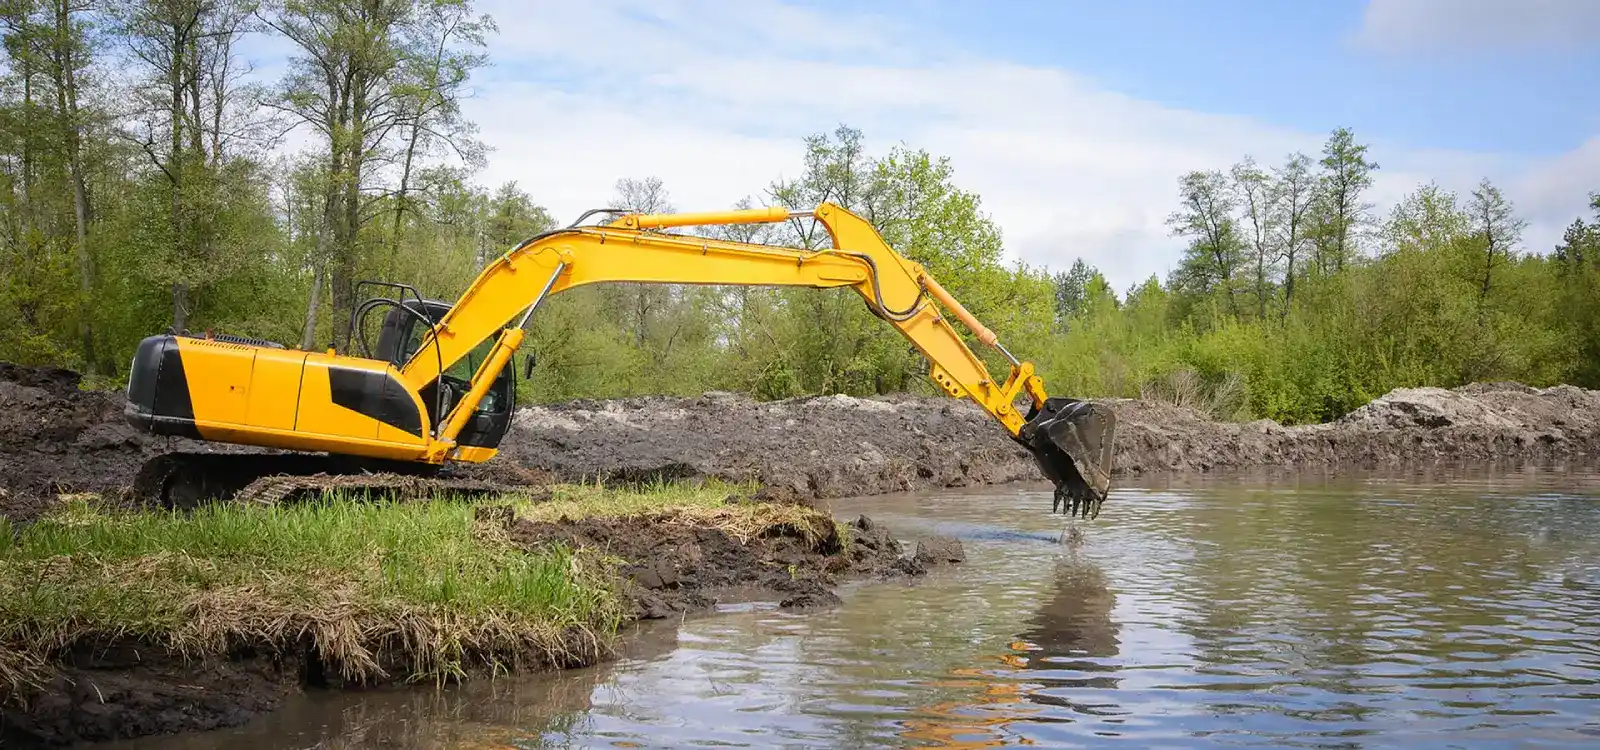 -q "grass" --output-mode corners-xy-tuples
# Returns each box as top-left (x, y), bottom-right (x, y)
(519, 479), (838, 546)
(0, 479), (852, 704)
(0, 494), (623, 699)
